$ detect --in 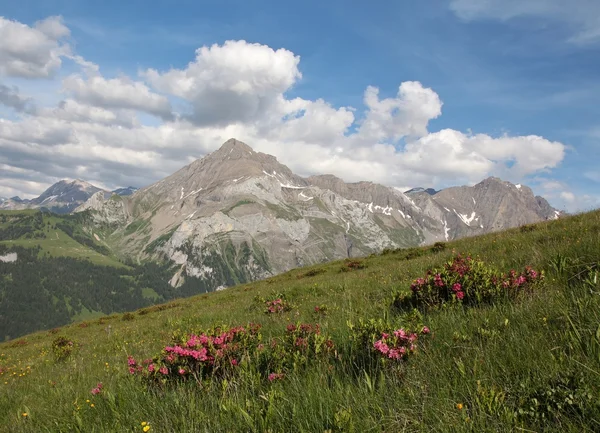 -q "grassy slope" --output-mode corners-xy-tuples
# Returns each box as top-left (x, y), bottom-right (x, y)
(0, 211), (124, 268)
(0, 211), (599, 432)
